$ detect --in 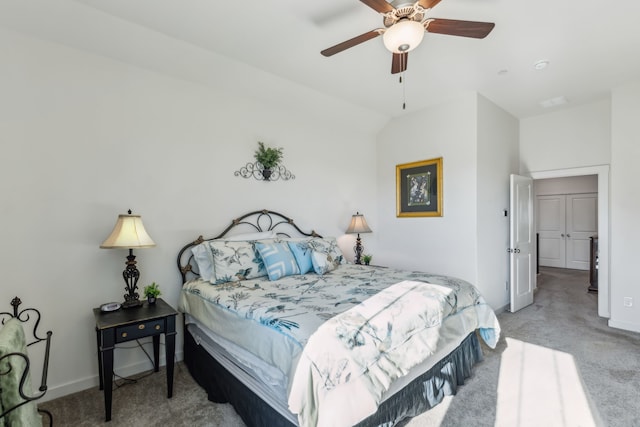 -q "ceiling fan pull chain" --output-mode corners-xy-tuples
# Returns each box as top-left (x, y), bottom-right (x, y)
(402, 72), (406, 110)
